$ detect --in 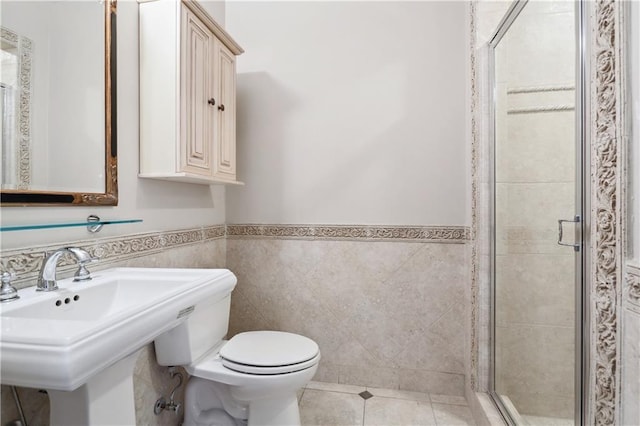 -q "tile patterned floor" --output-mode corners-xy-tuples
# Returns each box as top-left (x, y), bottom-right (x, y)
(299, 382), (476, 426)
